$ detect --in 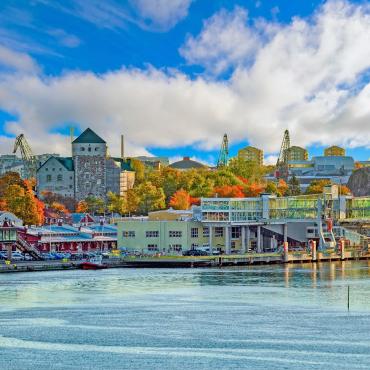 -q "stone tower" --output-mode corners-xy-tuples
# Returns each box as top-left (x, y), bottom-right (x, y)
(72, 128), (107, 201)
